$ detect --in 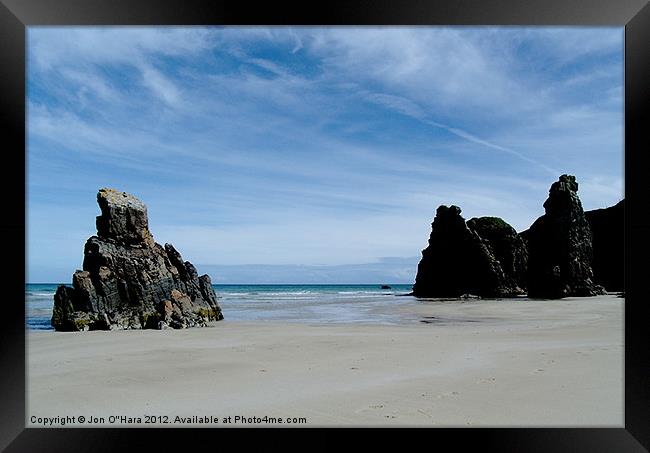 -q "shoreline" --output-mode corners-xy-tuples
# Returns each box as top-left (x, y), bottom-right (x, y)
(27, 295), (623, 427)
